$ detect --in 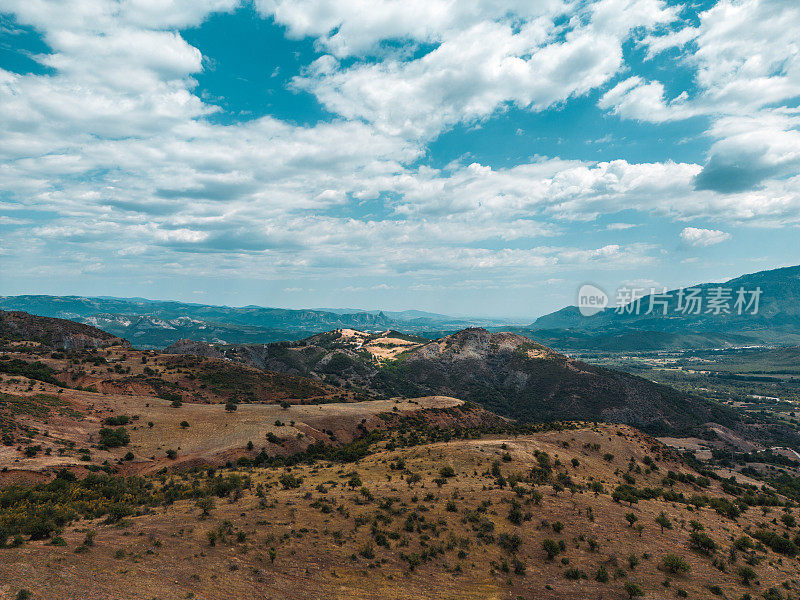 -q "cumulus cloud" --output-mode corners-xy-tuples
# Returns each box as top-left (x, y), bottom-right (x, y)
(598, 77), (694, 122)
(285, 0), (675, 138)
(679, 227), (731, 247)
(604, 0), (800, 193)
